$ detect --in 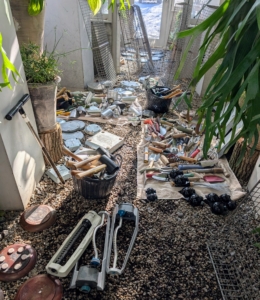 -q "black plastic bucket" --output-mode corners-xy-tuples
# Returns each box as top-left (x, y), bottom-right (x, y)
(73, 154), (122, 199)
(145, 86), (172, 113)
